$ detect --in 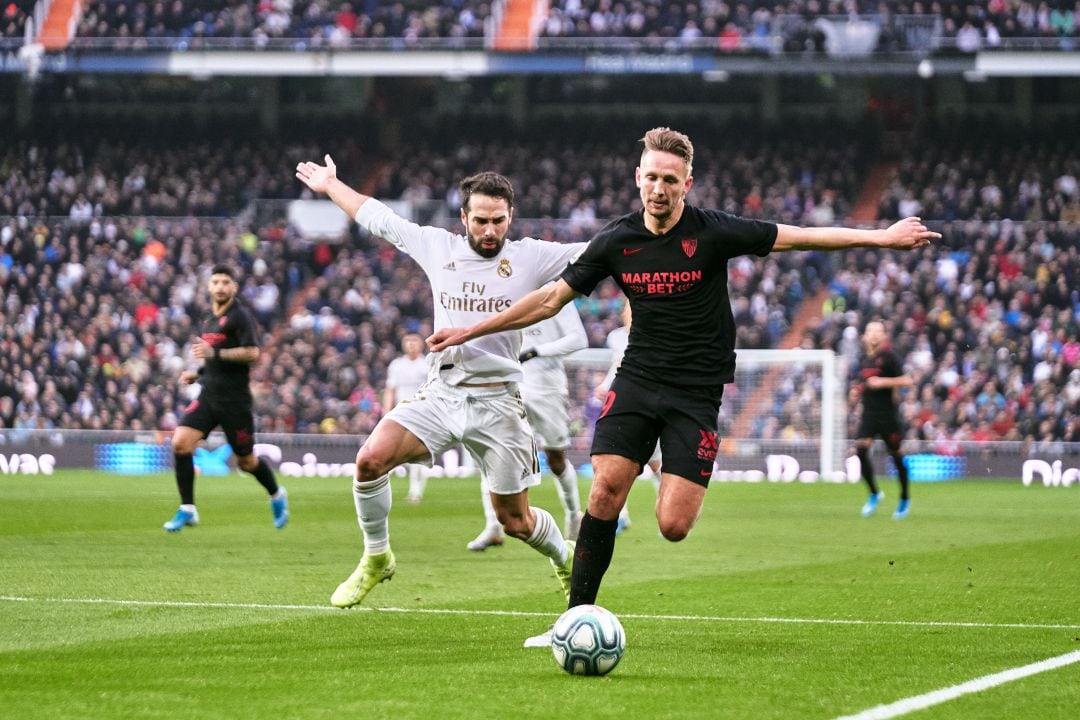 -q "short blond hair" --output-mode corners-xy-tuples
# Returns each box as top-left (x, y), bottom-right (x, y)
(640, 127), (694, 171)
